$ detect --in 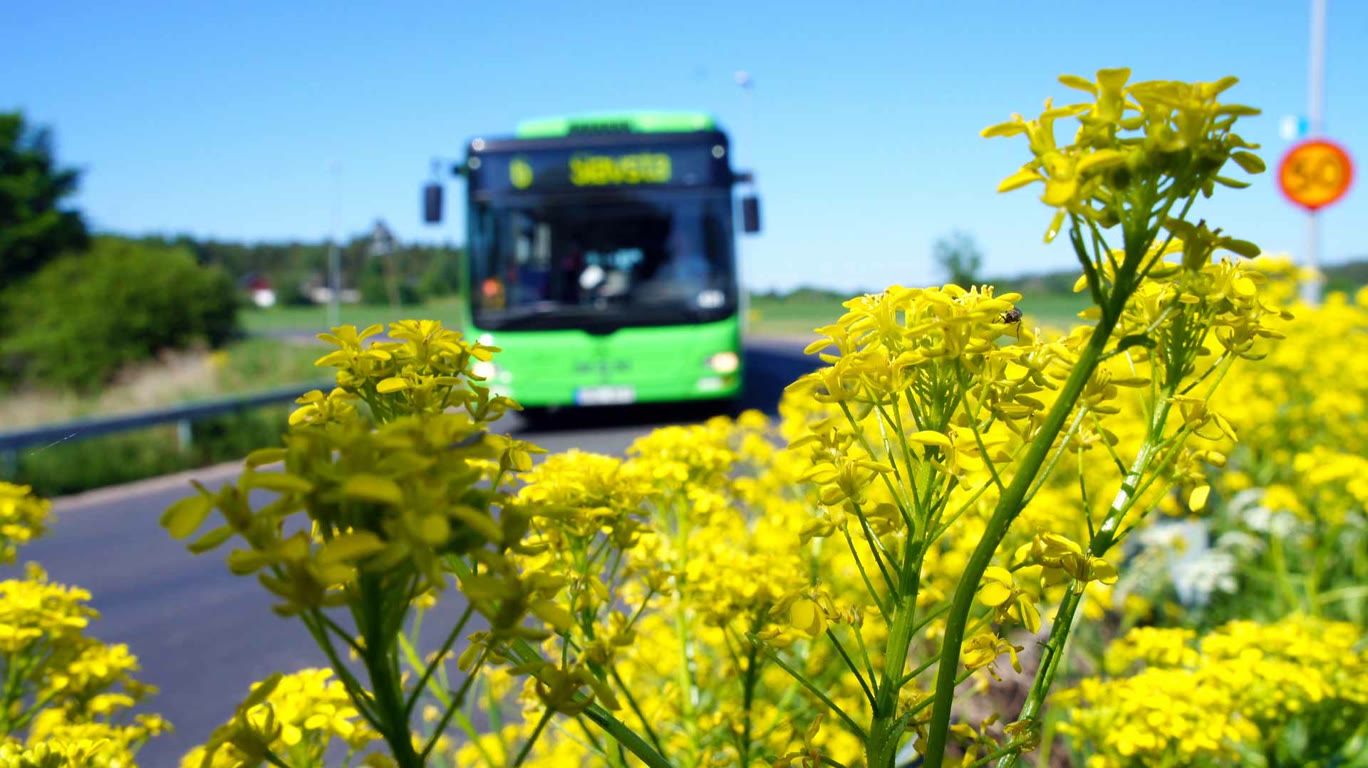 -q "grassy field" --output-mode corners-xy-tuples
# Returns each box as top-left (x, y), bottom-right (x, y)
(747, 291), (1091, 339)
